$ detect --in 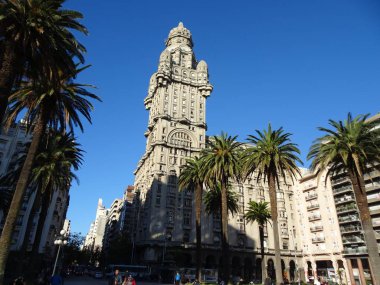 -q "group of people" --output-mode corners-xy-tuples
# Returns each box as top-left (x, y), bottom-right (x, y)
(112, 269), (136, 285)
